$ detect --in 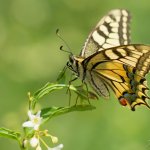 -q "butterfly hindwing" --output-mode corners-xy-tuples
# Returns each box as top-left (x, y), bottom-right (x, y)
(82, 44), (150, 110)
(86, 70), (110, 98)
(81, 9), (131, 58)
(121, 65), (150, 110)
